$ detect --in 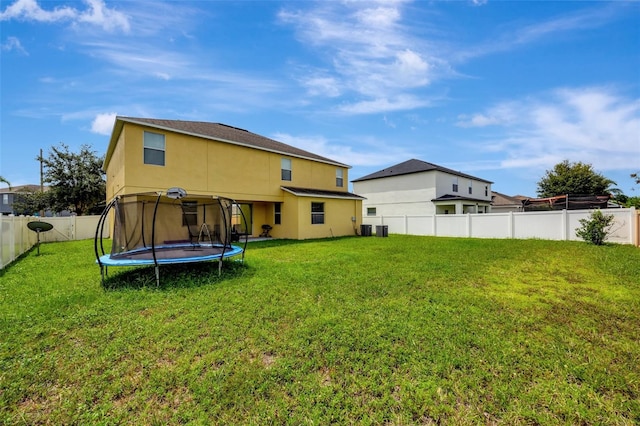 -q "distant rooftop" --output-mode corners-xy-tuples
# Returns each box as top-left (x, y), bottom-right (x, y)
(352, 158), (492, 183)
